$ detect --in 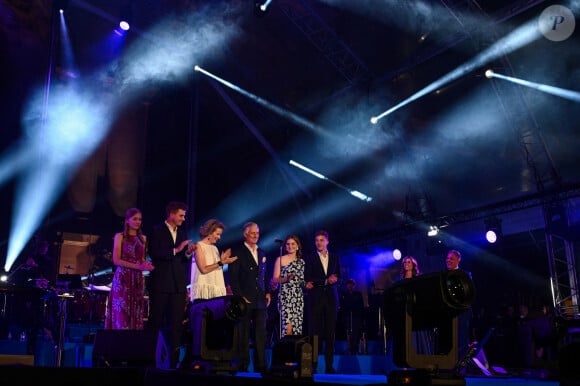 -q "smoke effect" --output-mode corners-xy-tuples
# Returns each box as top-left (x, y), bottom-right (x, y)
(117, 3), (243, 93)
(317, 0), (496, 48)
